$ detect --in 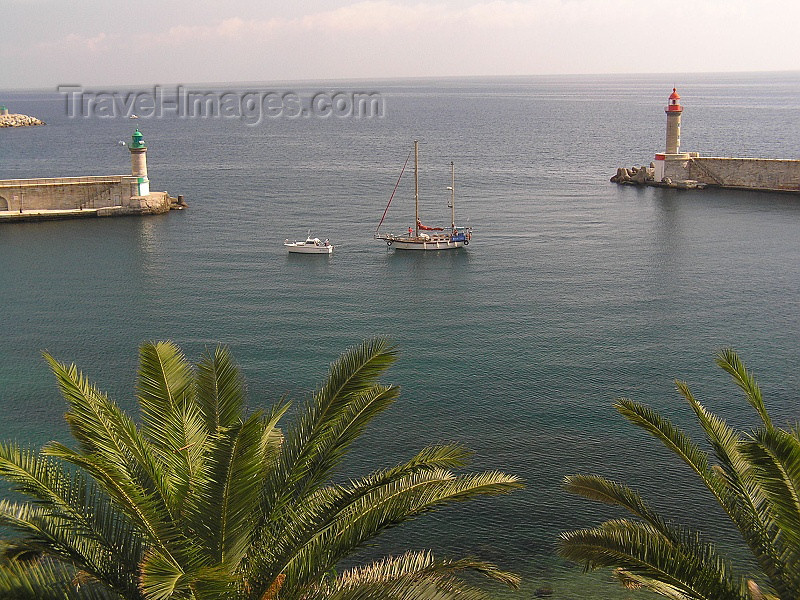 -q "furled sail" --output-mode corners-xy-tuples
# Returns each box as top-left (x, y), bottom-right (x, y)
(417, 220), (443, 231)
